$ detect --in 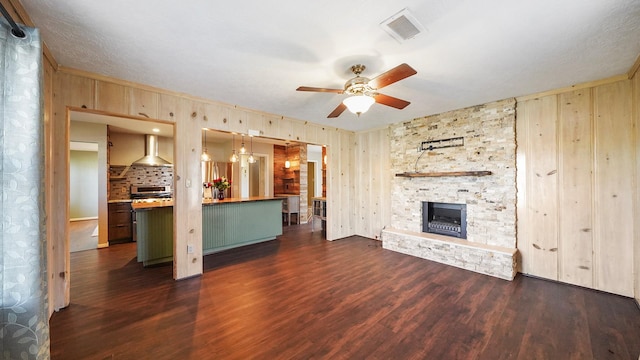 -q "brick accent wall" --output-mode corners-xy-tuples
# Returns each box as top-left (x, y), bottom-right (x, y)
(273, 144), (309, 222)
(382, 98), (517, 279)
